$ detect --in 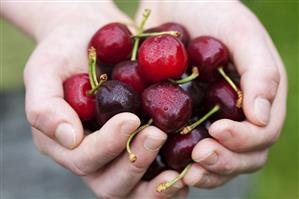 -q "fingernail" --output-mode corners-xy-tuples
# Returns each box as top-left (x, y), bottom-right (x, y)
(254, 97), (271, 125)
(196, 152), (218, 165)
(55, 123), (76, 149)
(144, 135), (166, 151)
(121, 120), (138, 136)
